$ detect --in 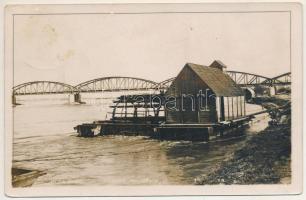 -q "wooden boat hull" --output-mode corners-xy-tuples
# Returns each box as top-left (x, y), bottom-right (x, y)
(12, 168), (46, 187)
